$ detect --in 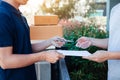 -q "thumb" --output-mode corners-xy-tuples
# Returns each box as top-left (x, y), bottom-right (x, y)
(59, 54), (65, 58)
